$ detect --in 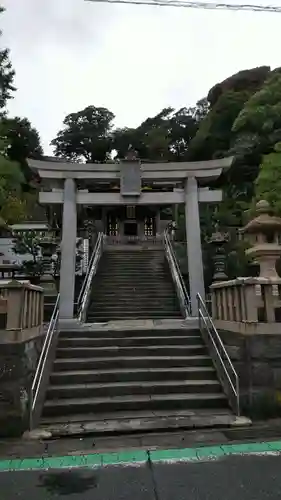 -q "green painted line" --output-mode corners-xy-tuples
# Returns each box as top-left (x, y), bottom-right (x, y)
(101, 450), (147, 465)
(150, 440), (281, 463)
(1, 440), (281, 472)
(0, 449), (146, 472)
